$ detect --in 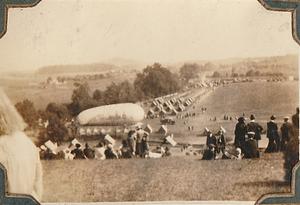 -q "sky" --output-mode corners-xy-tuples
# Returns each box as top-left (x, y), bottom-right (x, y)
(0, 0), (298, 71)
